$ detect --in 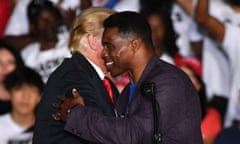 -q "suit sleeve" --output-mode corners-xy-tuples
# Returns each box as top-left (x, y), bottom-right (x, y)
(62, 71), (104, 114)
(64, 72), (202, 144)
